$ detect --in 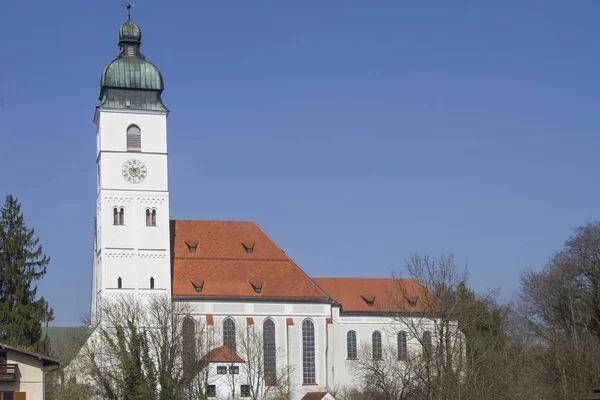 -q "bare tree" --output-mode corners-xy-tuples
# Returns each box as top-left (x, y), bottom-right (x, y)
(517, 222), (600, 399)
(386, 252), (515, 400)
(348, 343), (417, 400)
(57, 294), (216, 400)
(224, 324), (293, 400)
